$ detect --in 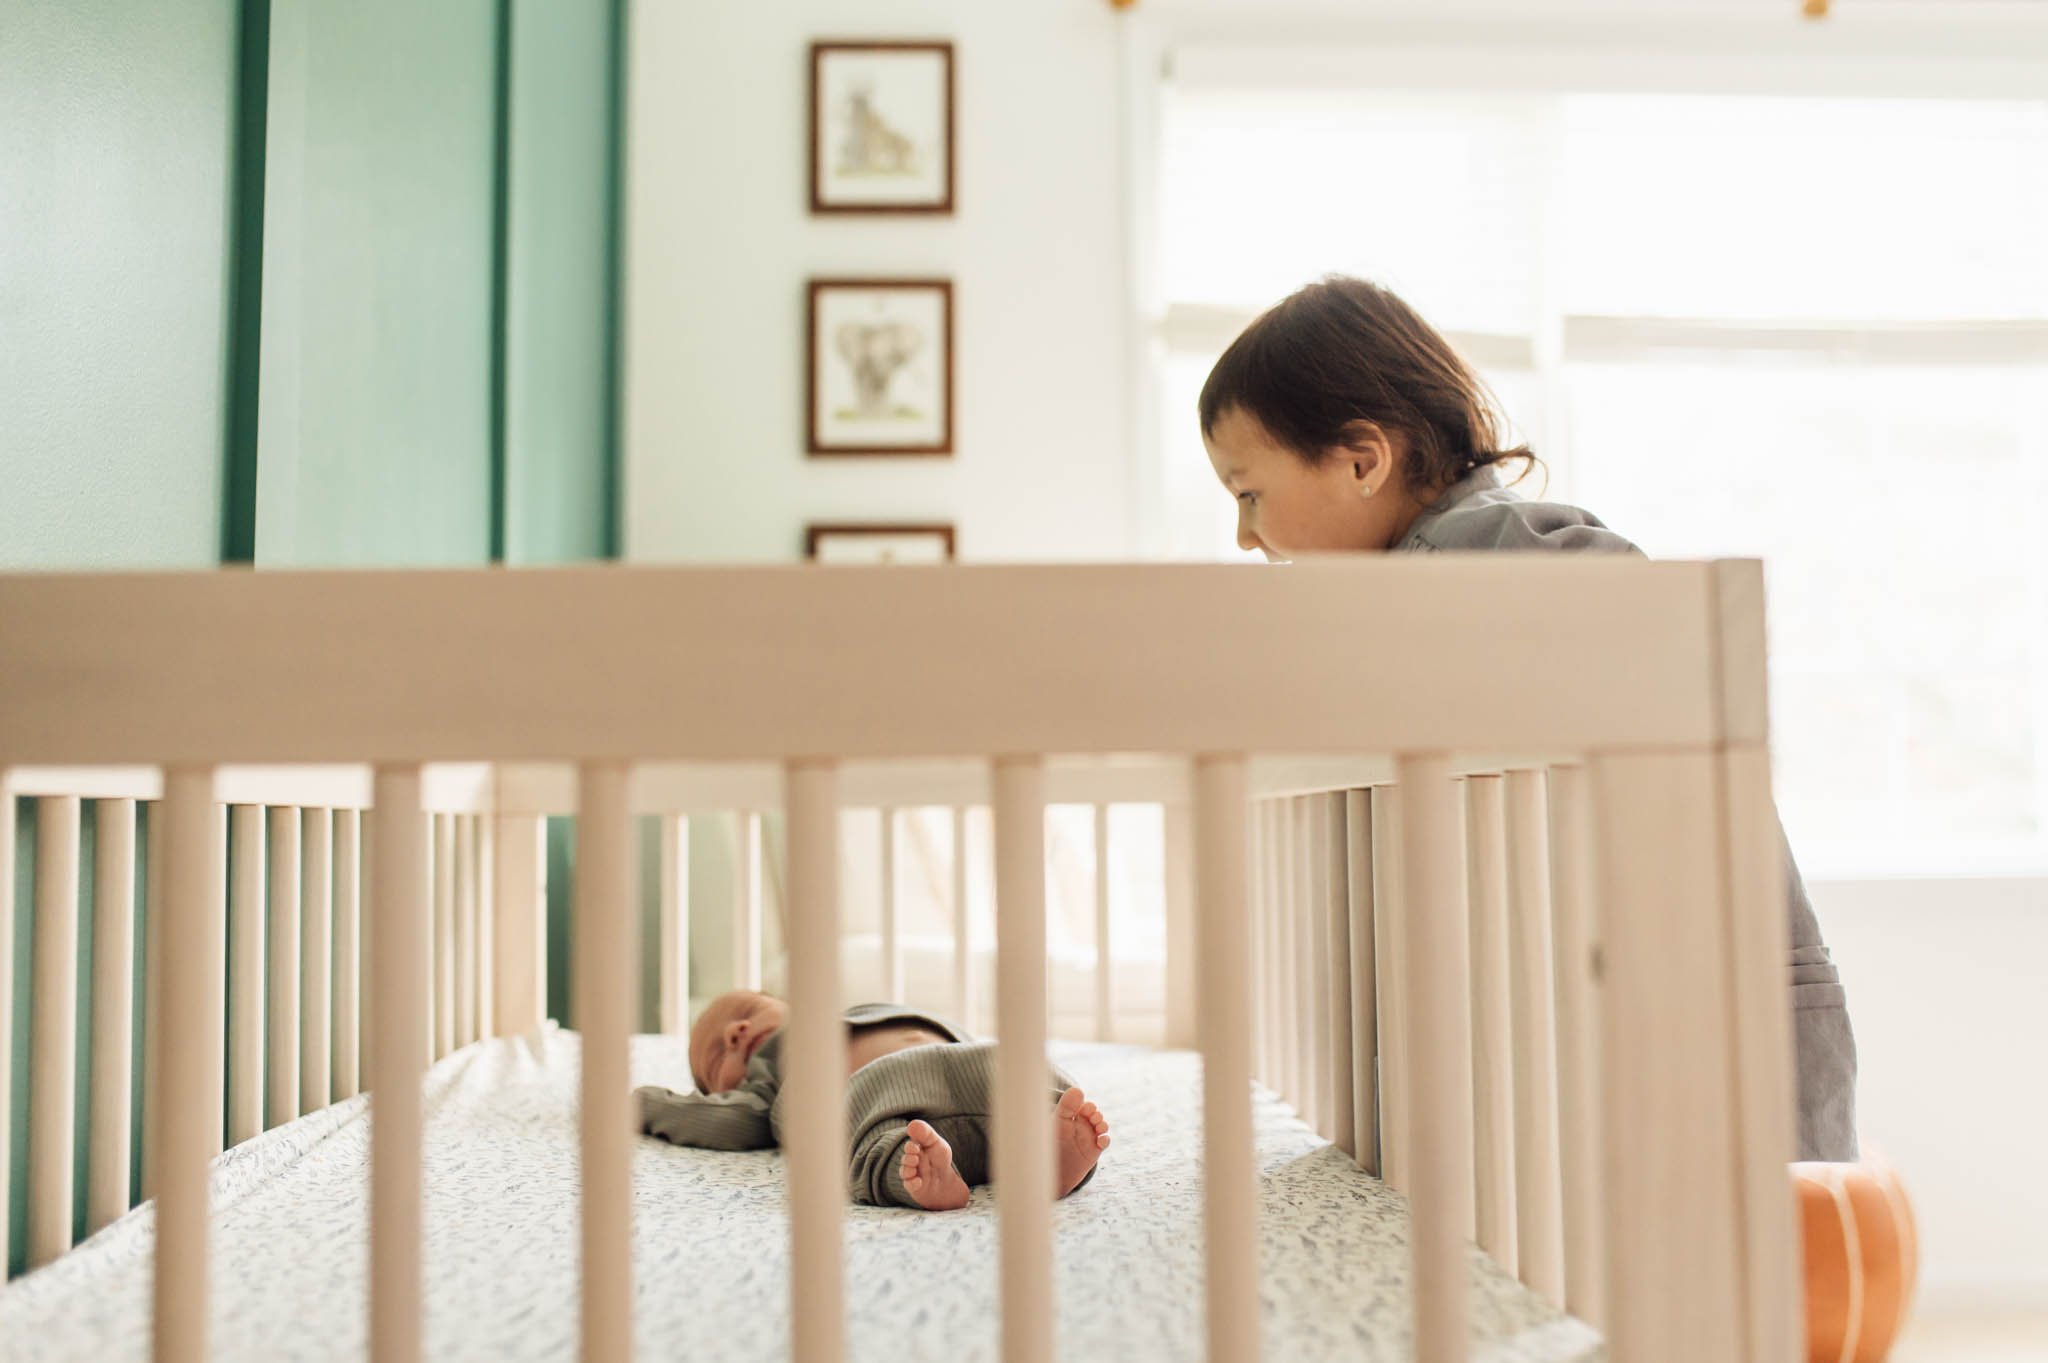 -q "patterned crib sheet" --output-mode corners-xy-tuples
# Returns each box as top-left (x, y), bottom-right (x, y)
(0, 1028), (1602, 1362)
